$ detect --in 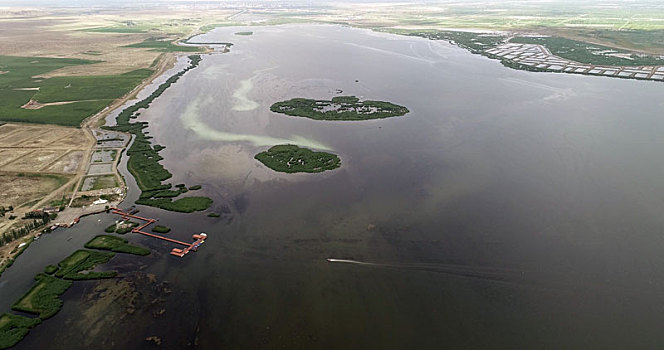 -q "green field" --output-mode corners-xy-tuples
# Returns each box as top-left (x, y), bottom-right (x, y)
(54, 249), (116, 280)
(0, 56), (95, 87)
(573, 29), (664, 53)
(255, 144), (341, 173)
(270, 96), (409, 121)
(85, 235), (150, 256)
(11, 274), (72, 319)
(0, 313), (40, 349)
(32, 69), (152, 103)
(0, 56), (153, 126)
(124, 38), (203, 52)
